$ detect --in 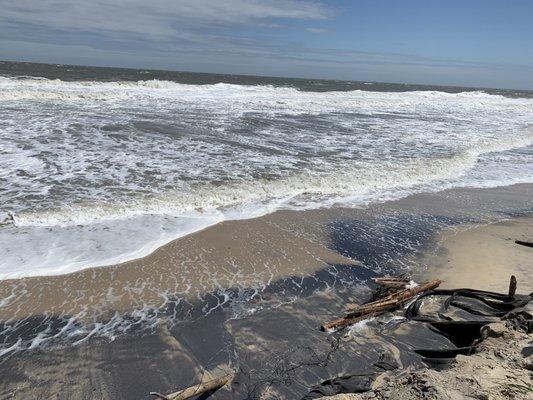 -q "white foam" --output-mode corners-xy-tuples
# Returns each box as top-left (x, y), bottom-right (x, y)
(0, 213), (223, 279)
(1, 76), (533, 279)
